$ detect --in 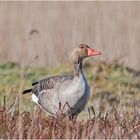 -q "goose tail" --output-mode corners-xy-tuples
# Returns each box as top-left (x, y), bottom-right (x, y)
(22, 88), (32, 94)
